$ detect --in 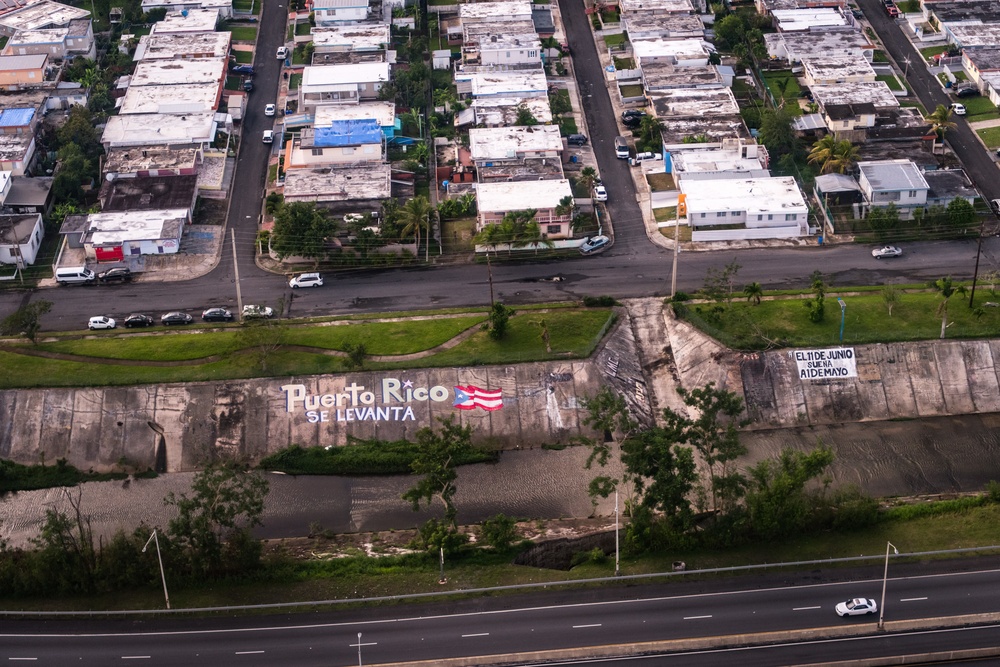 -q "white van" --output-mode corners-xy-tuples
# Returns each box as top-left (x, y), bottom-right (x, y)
(614, 136), (629, 159)
(55, 266), (96, 285)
